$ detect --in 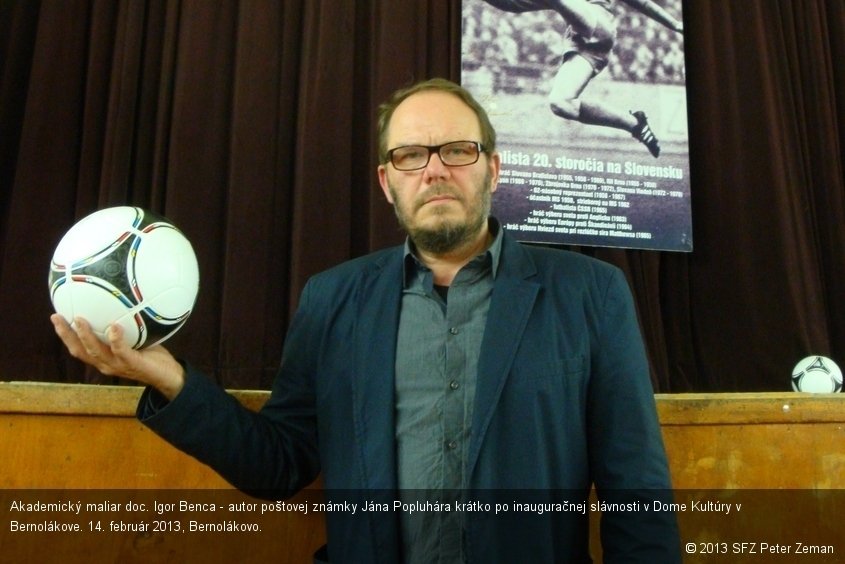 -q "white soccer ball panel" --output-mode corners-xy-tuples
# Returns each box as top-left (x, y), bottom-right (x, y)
(53, 280), (132, 340)
(50, 283), (76, 321)
(132, 226), (199, 313)
(143, 286), (198, 320)
(52, 207), (139, 264)
(797, 372), (836, 394)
